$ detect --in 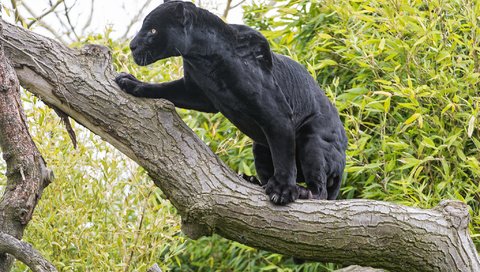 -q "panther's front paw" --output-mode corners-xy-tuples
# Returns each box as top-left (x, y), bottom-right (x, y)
(115, 72), (142, 96)
(265, 177), (298, 205)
